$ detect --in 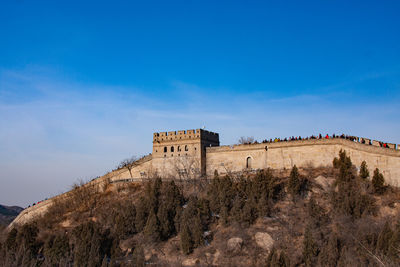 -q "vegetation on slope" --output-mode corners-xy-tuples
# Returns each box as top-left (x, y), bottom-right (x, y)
(1, 150), (400, 266)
